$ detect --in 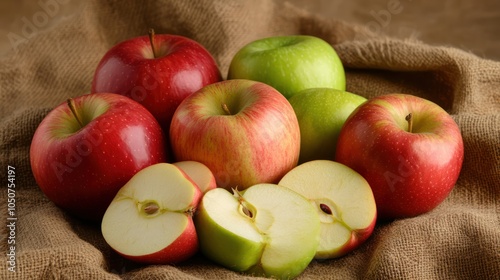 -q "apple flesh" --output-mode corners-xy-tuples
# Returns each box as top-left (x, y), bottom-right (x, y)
(279, 160), (377, 259)
(173, 161), (217, 193)
(195, 184), (320, 279)
(170, 79), (300, 190)
(101, 163), (202, 264)
(335, 94), (464, 220)
(228, 35), (345, 99)
(288, 88), (367, 163)
(30, 93), (167, 221)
